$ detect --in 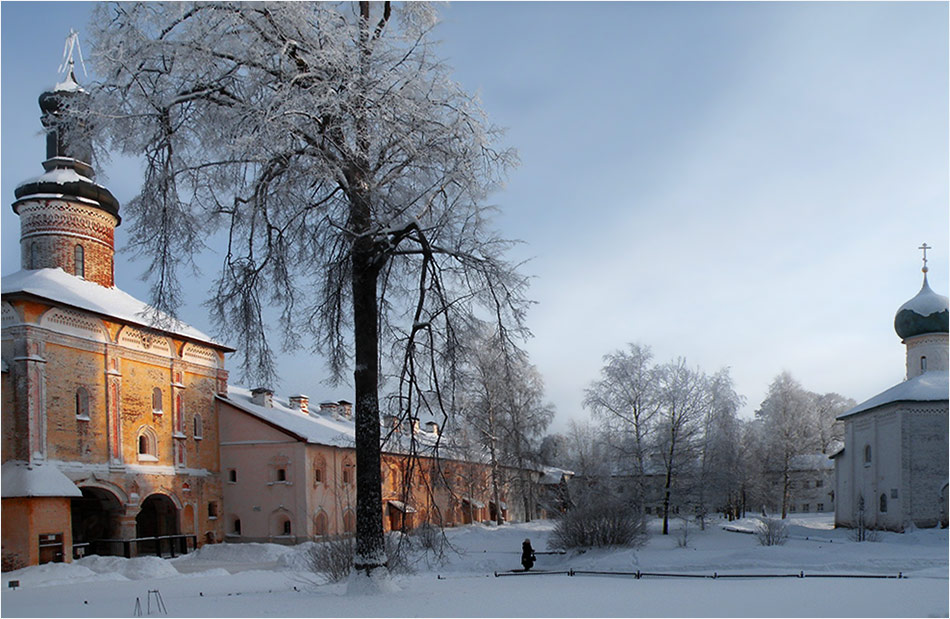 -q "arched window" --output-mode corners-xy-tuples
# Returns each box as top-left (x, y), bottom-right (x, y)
(193, 413), (203, 439)
(74, 244), (85, 278)
(921, 356), (927, 372)
(282, 518), (292, 535)
(343, 510), (356, 534)
(152, 387), (163, 414)
(863, 444), (872, 465)
(879, 493), (887, 513)
(137, 427), (158, 461)
(75, 387), (90, 419)
(314, 511), (328, 537)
